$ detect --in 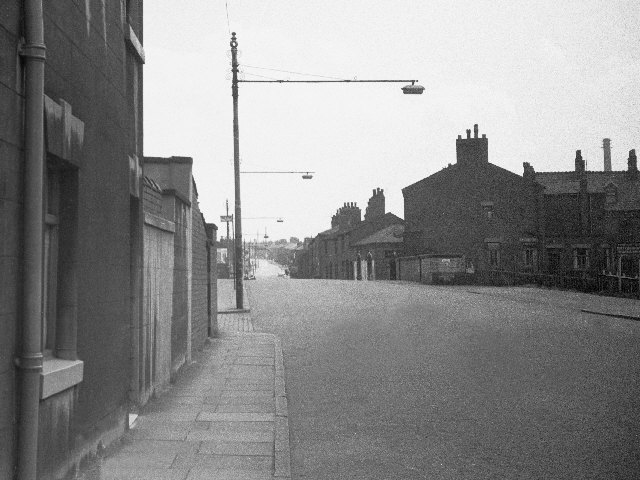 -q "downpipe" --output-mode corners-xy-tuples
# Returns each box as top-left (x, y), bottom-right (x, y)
(16, 1), (46, 479)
